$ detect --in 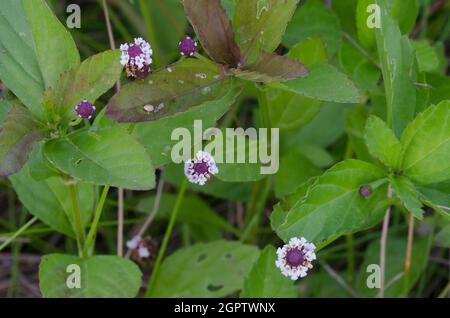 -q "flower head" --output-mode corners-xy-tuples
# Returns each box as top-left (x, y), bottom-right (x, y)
(178, 36), (197, 56)
(184, 150), (218, 186)
(359, 185), (373, 198)
(120, 38), (153, 79)
(275, 237), (316, 280)
(75, 100), (96, 119)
